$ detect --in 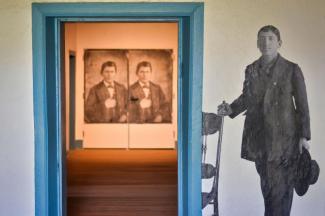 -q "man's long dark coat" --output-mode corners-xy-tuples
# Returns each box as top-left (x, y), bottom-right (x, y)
(85, 81), (127, 123)
(128, 81), (170, 123)
(230, 55), (311, 162)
